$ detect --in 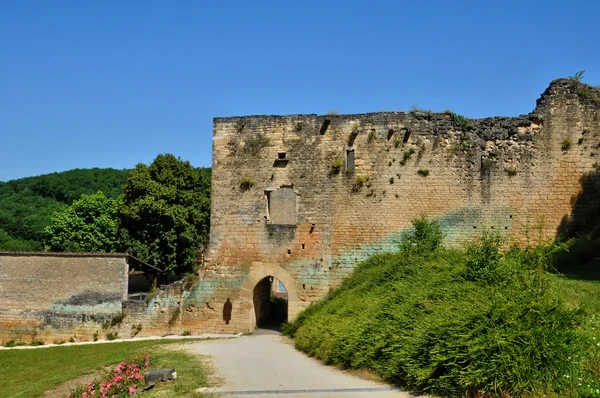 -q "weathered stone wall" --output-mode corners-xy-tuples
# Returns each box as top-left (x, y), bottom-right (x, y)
(0, 253), (128, 343)
(196, 78), (600, 332)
